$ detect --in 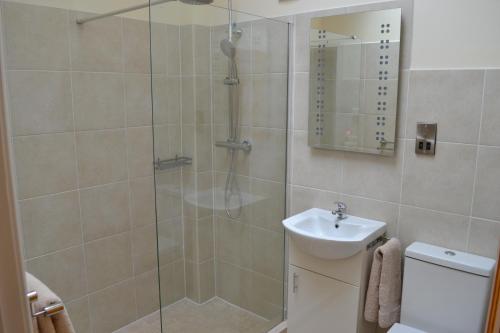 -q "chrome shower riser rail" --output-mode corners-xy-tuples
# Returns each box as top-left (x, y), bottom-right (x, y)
(76, 0), (175, 24)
